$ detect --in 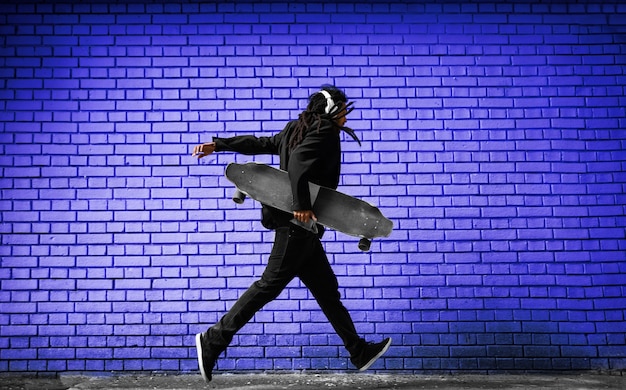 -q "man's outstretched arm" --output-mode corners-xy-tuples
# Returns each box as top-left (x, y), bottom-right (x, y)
(193, 135), (280, 158)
